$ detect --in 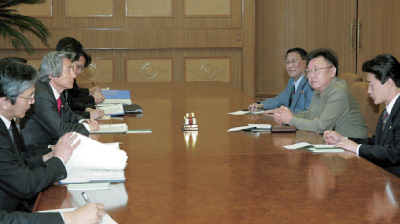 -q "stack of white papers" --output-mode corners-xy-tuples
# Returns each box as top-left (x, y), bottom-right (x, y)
(283, 142), (345, 153)
(60, 133), (128, 184)
(308, 144), (345, 153)
(98, 104), (124, 116)
(283, 142), (311, 150)
(90, 123), (128, 134)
